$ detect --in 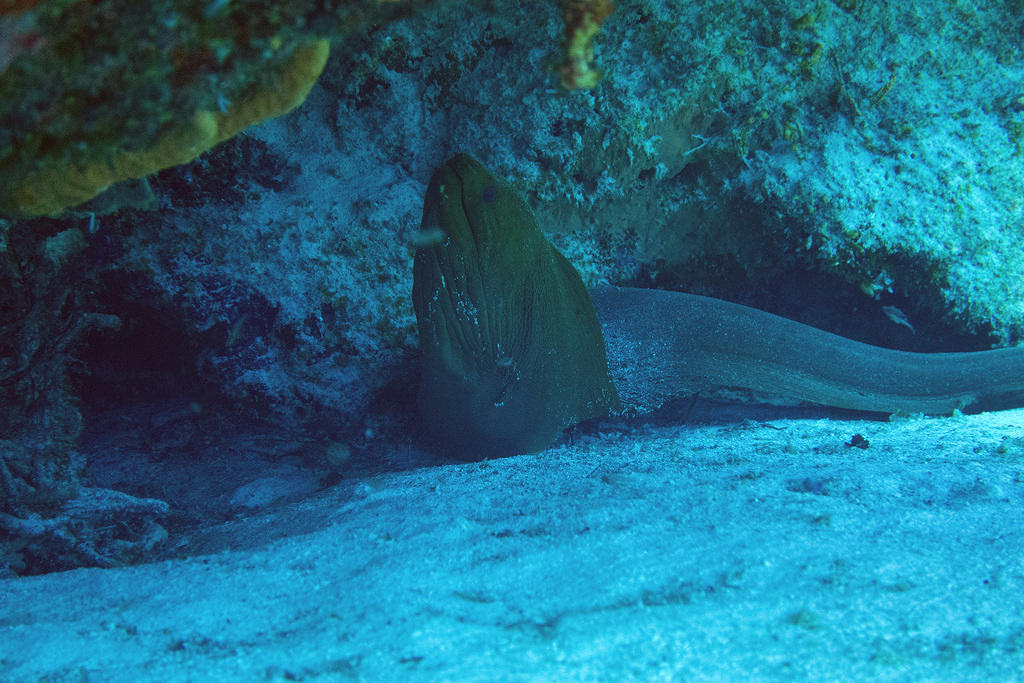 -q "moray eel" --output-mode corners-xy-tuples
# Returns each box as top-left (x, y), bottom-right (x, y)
(413, 154), (1024, 457)
(413, 154), (619, 457)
